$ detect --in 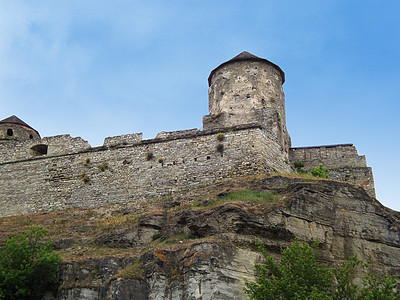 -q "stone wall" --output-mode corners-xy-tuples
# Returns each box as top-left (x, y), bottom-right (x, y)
(0, 135), (91, 164)
(289, 144), (375, 197)
(103, 133), (143, 147)
(0, 125), (292, 217)
(289, 144), (366, 169)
